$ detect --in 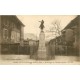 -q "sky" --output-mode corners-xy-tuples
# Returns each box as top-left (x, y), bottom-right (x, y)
(17, 15), (77, 41)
